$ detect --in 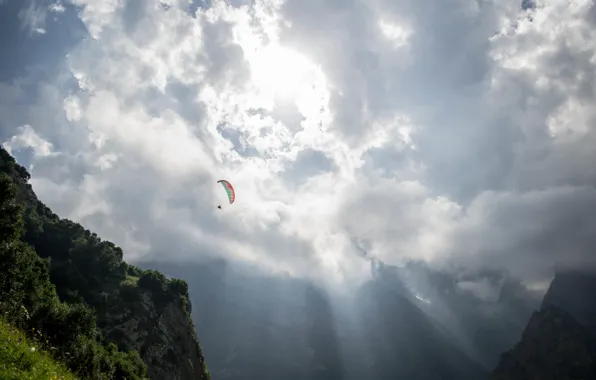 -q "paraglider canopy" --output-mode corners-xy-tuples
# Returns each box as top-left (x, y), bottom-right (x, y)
(217, 180), (235, 205)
